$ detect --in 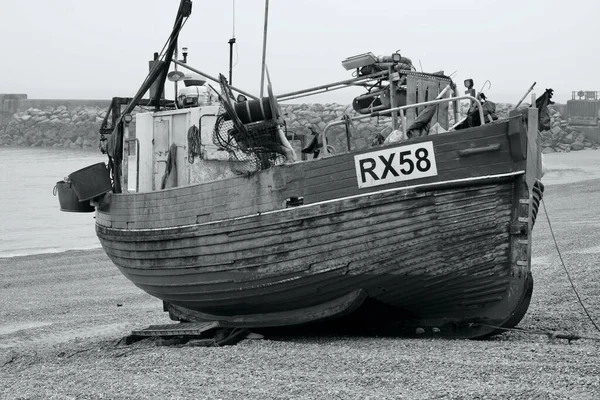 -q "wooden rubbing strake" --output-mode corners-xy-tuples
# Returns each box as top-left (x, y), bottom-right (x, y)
(458, 144), (502, 157)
